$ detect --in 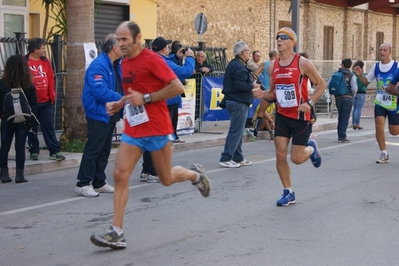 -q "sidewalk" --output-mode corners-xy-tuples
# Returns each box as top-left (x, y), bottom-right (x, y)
(5, 115), (339, 177)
